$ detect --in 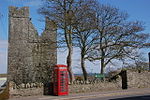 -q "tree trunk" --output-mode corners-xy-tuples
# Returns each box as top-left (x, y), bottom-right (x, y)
(67, 43), (75, 83)
(101, 58), (104, 74)
(100, 50), (105, 81)
(148, 52), (150, 72)
(63, 0), (75, 83)
(81, 54), (88, 81)
(100, 49), (105, 74)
